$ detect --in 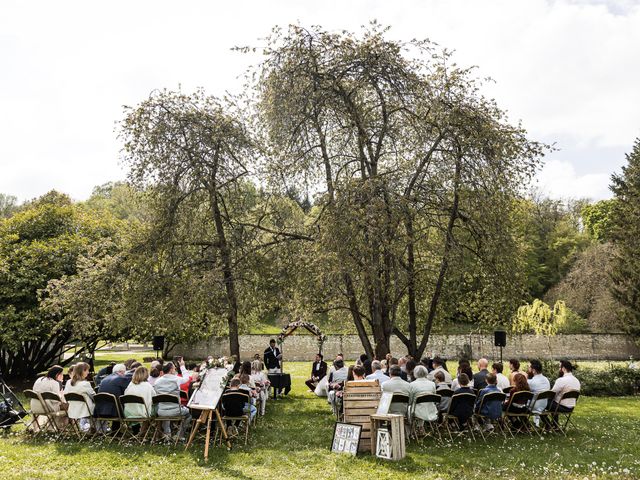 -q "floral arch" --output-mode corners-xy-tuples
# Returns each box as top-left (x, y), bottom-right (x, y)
(277, 319), (327, 354)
